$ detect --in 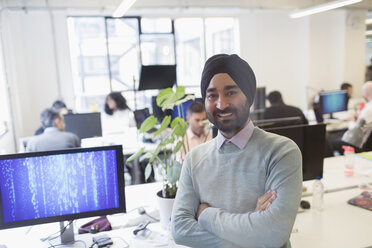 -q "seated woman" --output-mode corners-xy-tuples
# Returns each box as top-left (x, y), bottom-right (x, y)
(101, 92), (136, 135)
